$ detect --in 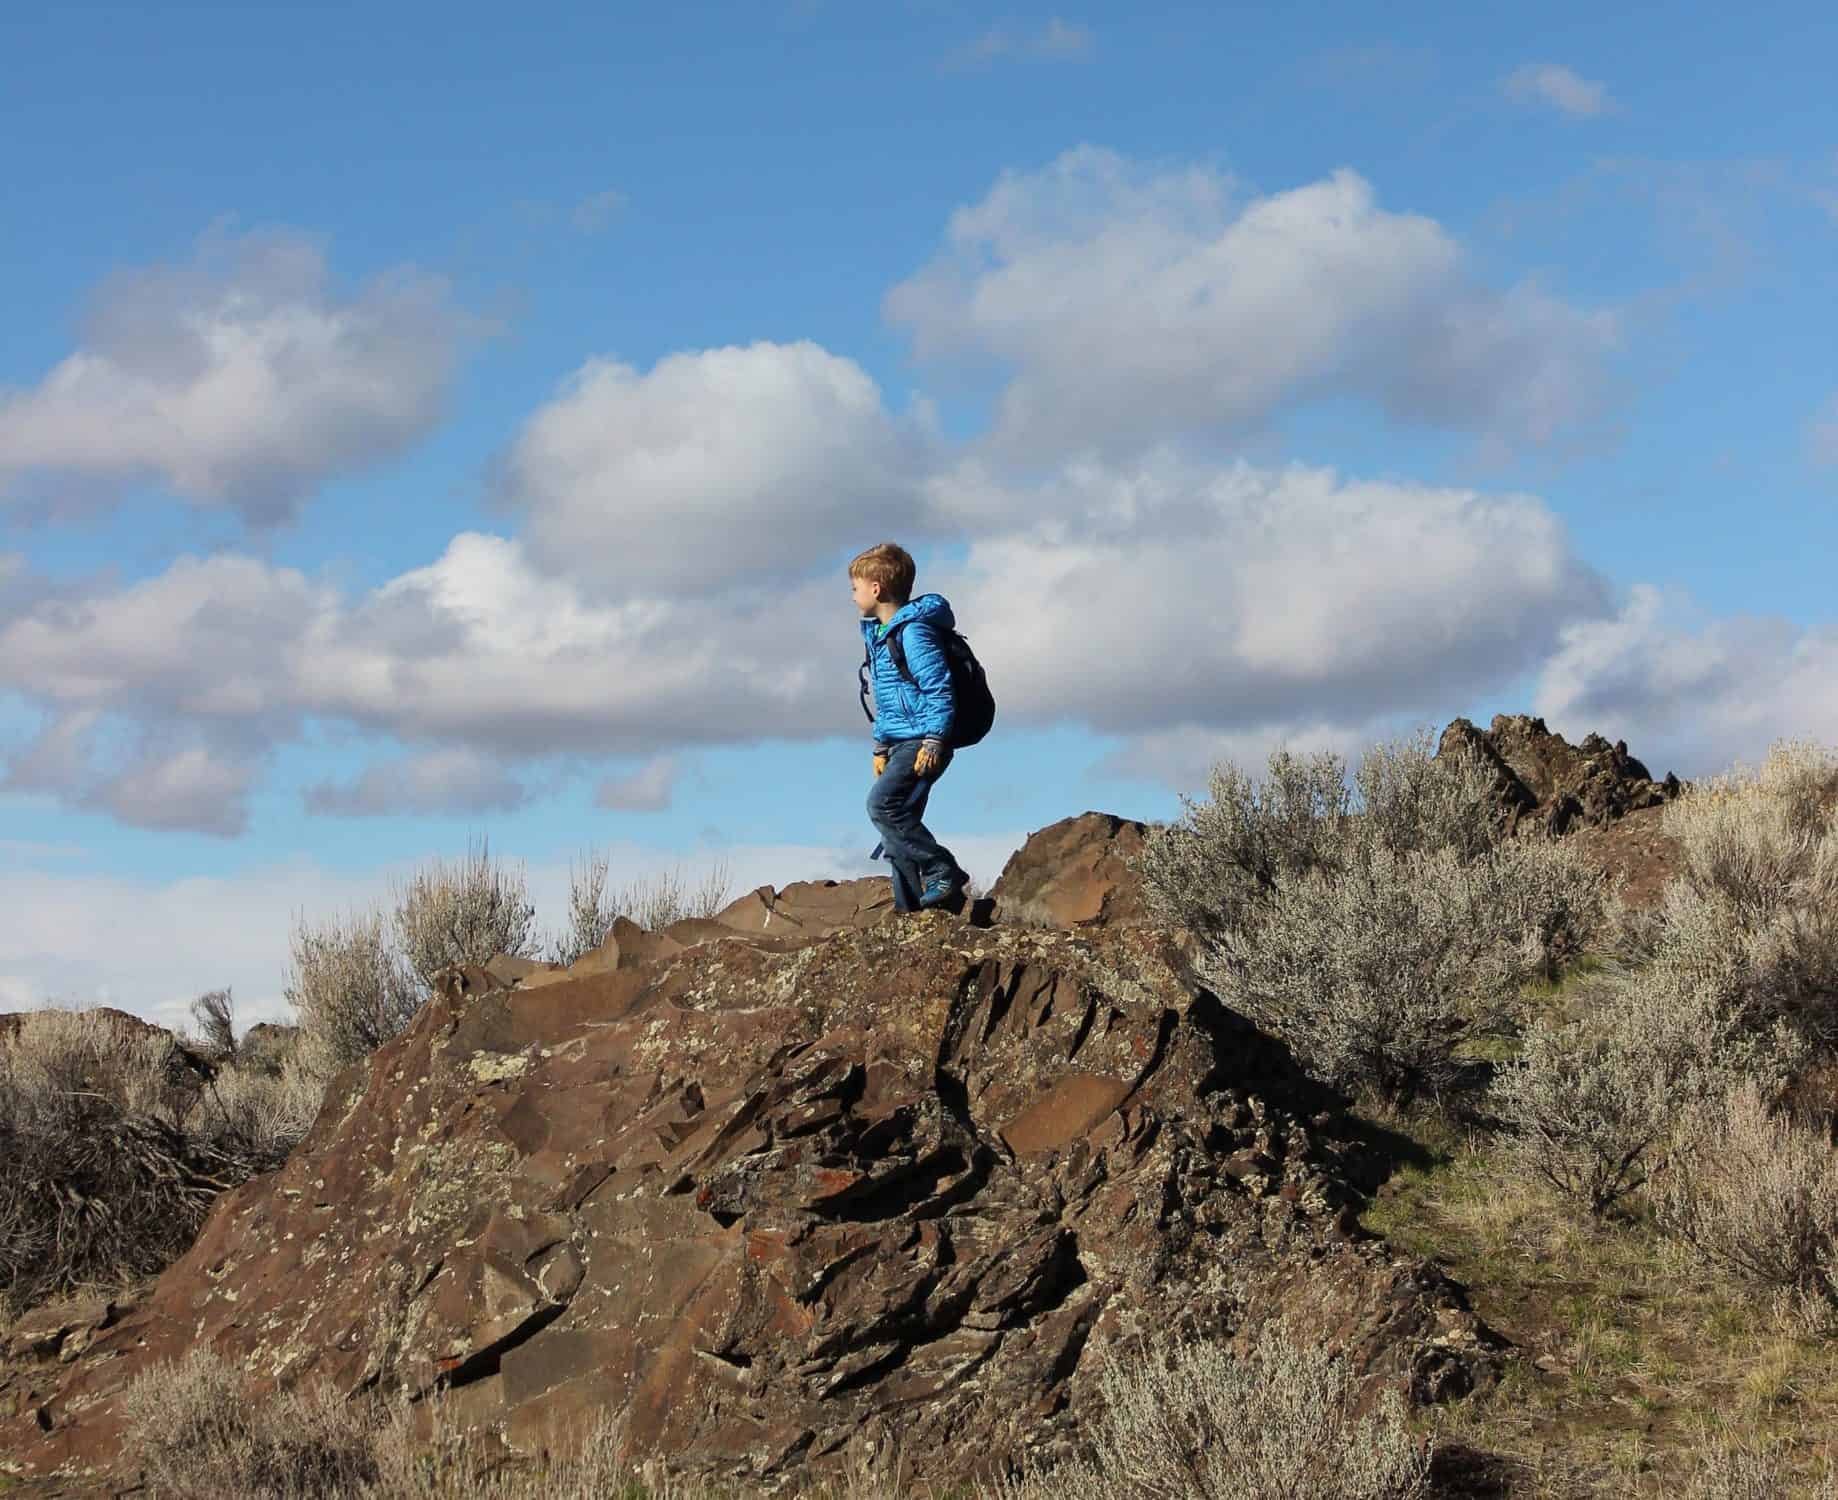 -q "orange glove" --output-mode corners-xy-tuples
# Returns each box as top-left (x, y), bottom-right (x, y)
(914, 738), (945, 777)
(872, 747), (889, 777)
